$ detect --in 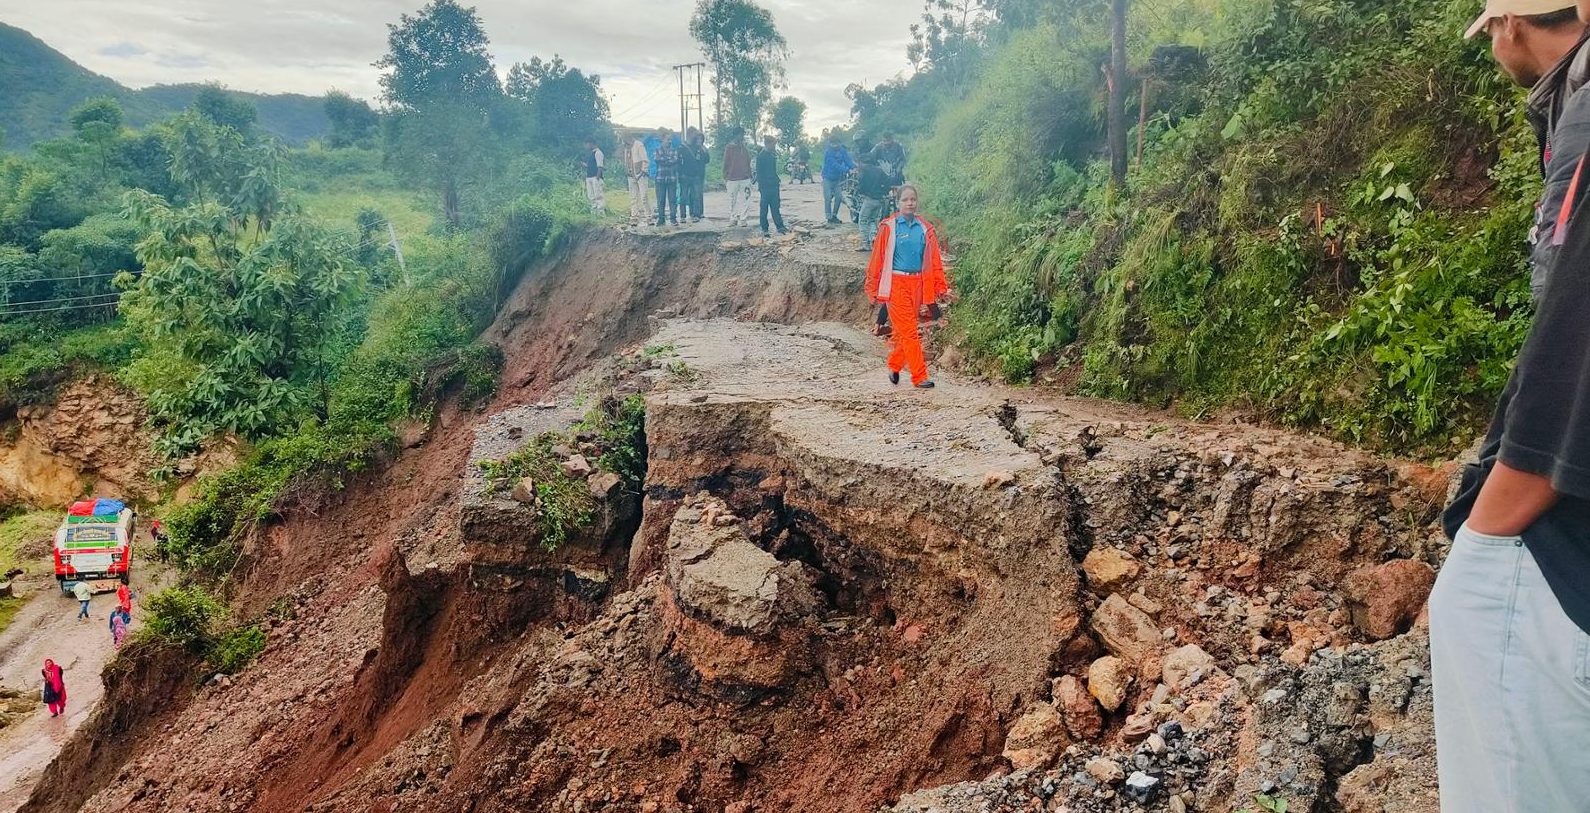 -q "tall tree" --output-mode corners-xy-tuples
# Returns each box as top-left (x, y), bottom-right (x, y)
(907, 0), (988, 92)
(69, 97), (124, 175)
(375, 0), (501, 111)
(689, 0), (787, 134)
(1107, 0), (1128, 183)
(323, 91), (380, 148)
(375, 0), (503, 226)
(505, 56), (612, 150)
(767, 96), (806, 153)
(191, 85), (258, 134)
